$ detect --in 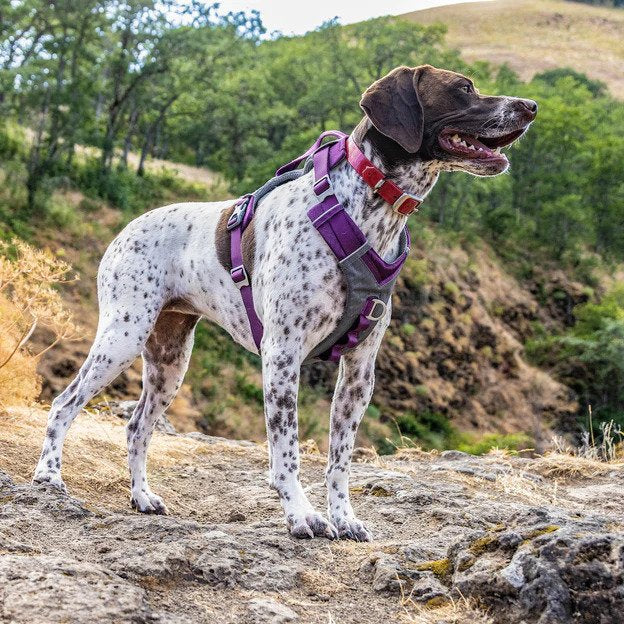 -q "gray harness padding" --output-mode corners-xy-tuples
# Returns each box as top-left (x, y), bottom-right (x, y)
(252, 161), (311, 204)
(306, 230), (408, 361)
